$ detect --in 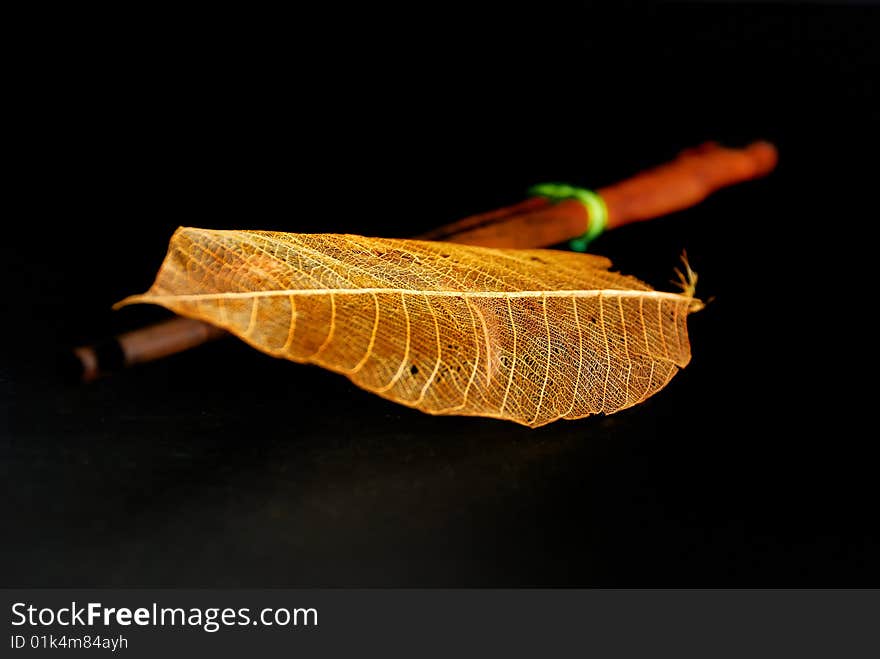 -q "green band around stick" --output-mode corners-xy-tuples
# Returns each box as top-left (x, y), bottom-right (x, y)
(527, 182), (608, 252)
